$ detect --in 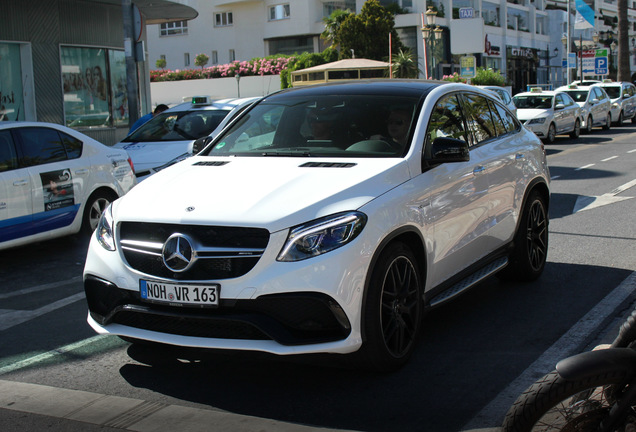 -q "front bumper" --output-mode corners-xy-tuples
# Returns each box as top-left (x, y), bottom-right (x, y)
(83, 228), (368, 355)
